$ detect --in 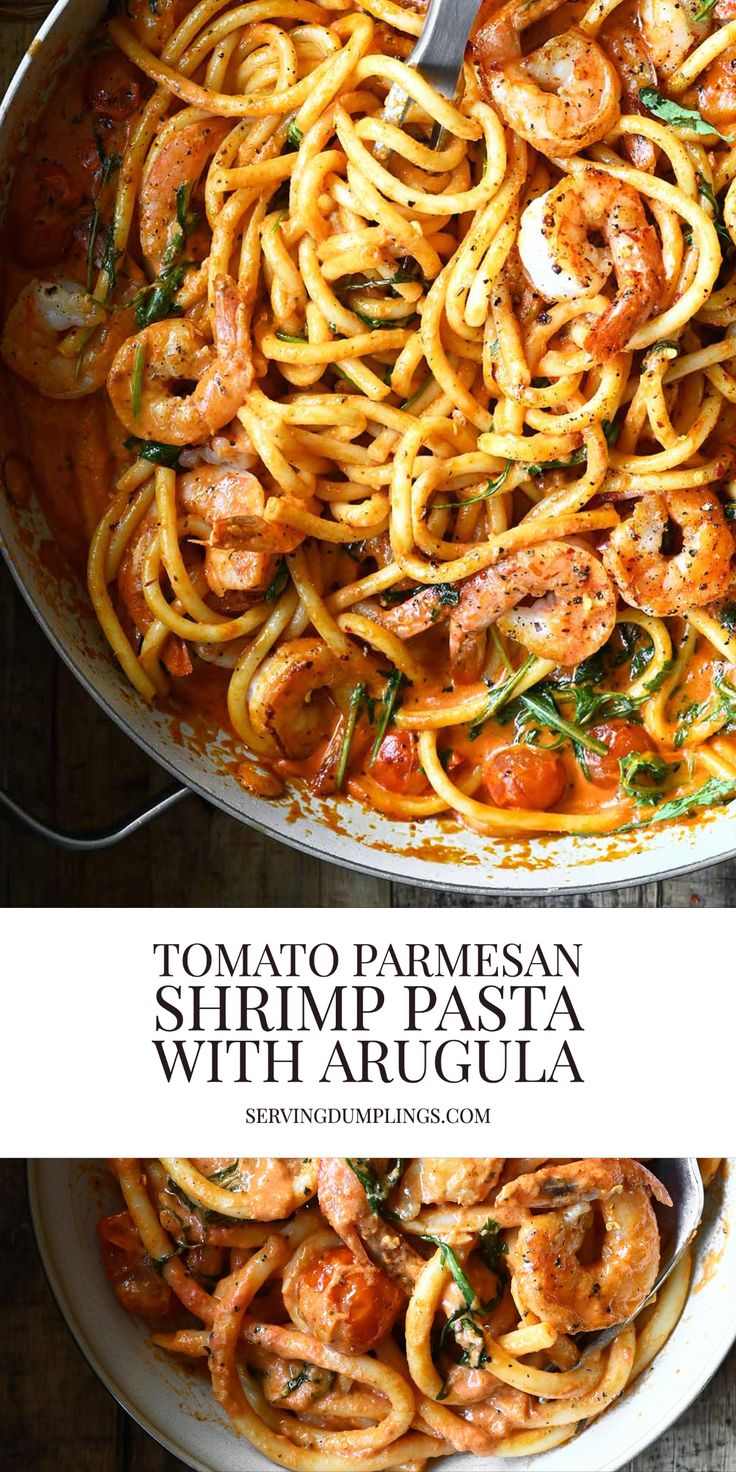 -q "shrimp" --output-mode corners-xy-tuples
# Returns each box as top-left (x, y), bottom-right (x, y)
(602, 489), (734, 616)
(248, 638), (372, 759)
(638, 0), (709, 78)
(107, 274), (254, 445)
(506, 1159), (669, 1334)
(474, 26), (621, 159)
(1, 277), (135, 398)
(696, 45), (736, 134)
(139, 119), (230, 273)
(600, 23), (658, 172)
(178, 465), (300, 598)
(518, 169), (663, 361)
(449, 541), (617, 681)
(393, 1159), (505, 1219)
(496, 1157), (672, 1209)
